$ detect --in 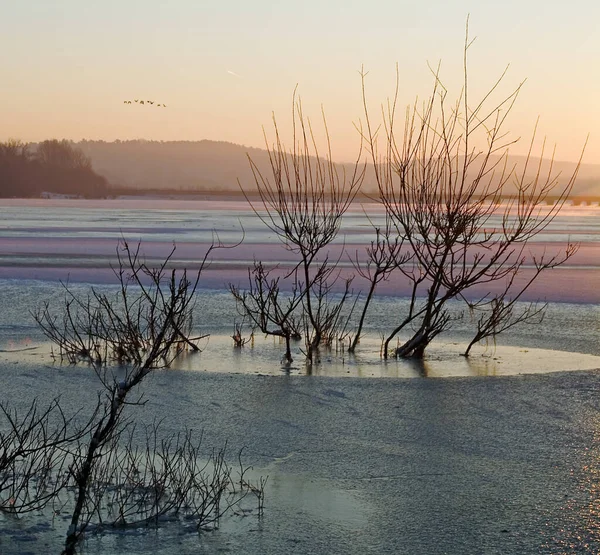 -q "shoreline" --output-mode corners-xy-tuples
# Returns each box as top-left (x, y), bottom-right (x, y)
(3, 193), (600, 209)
